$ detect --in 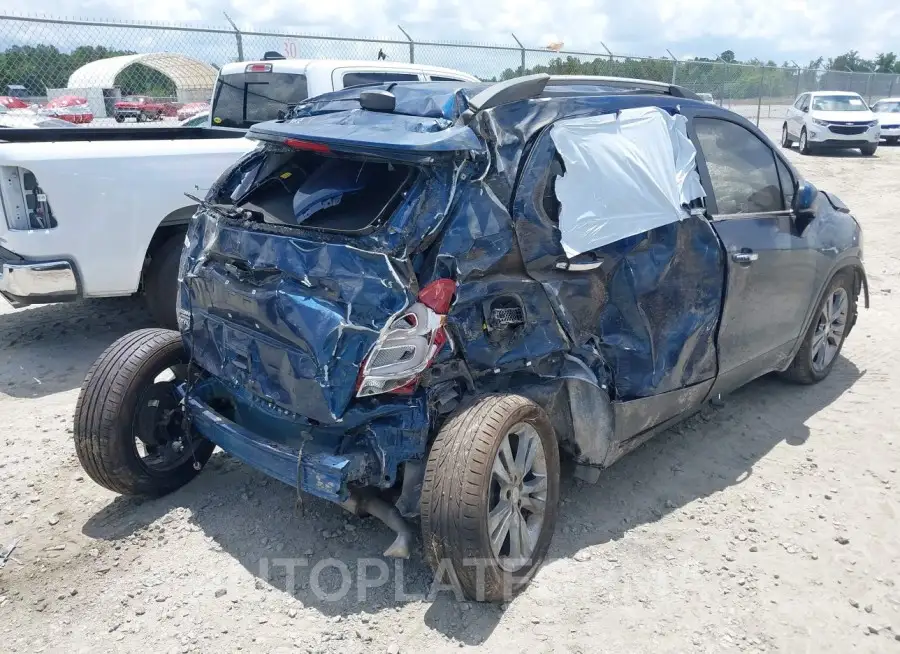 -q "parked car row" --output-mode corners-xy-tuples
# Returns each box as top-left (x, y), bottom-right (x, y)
(782, 90), (900, 155)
